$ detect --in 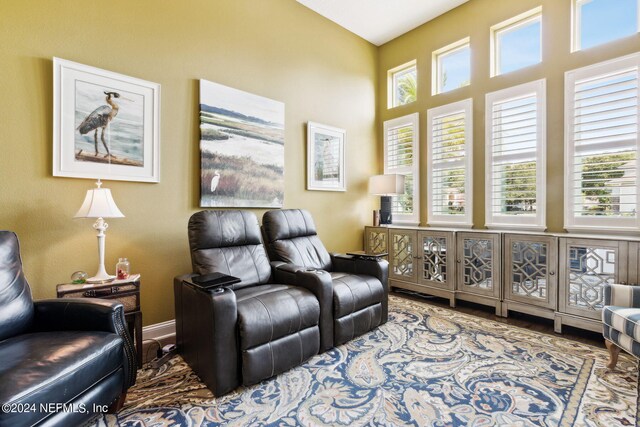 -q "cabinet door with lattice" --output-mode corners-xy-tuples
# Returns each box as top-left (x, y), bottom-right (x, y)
(364, 226), (389, 257)
(417, 230), (455, 291)
(558, 238), (628, 320)
(456, 232), (501, 298)
(389, 229), (417, 283)
(504, 234), (558, 310)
